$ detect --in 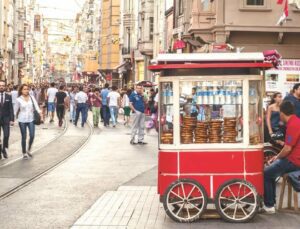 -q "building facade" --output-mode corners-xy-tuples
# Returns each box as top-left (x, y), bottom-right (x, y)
(171, 0), (300, 56)
(99, 0), (120, 86)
